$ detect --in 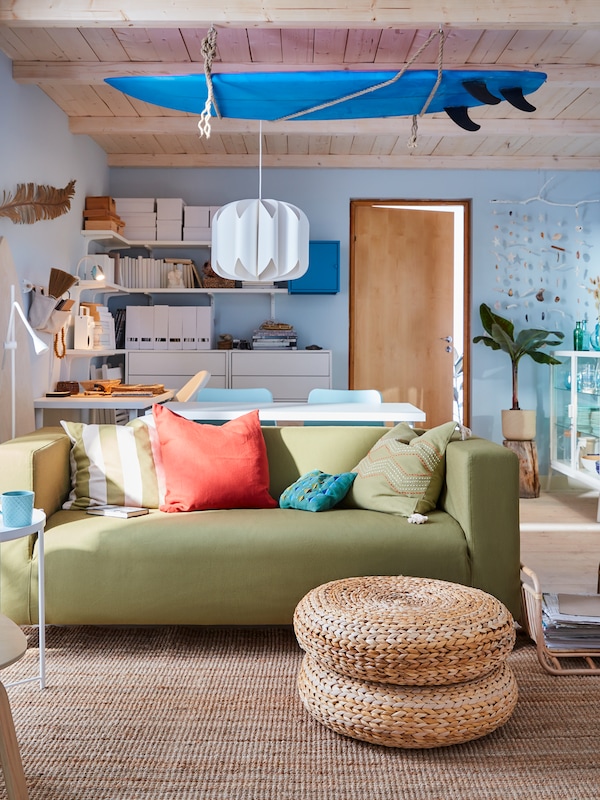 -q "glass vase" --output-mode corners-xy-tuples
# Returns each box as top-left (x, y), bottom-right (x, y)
(591, 318), (600, 351)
